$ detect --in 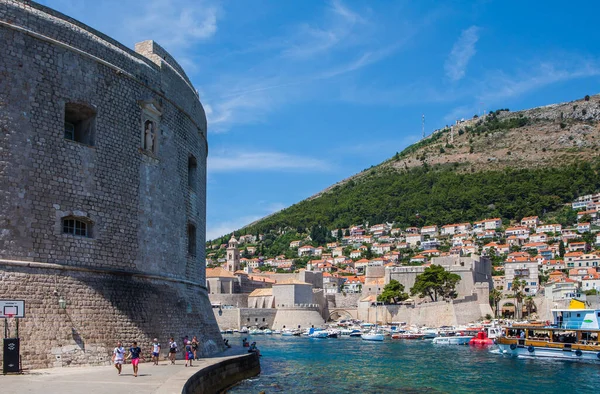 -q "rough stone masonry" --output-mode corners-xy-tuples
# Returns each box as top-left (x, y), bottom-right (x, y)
(0, 0), (223, 369)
